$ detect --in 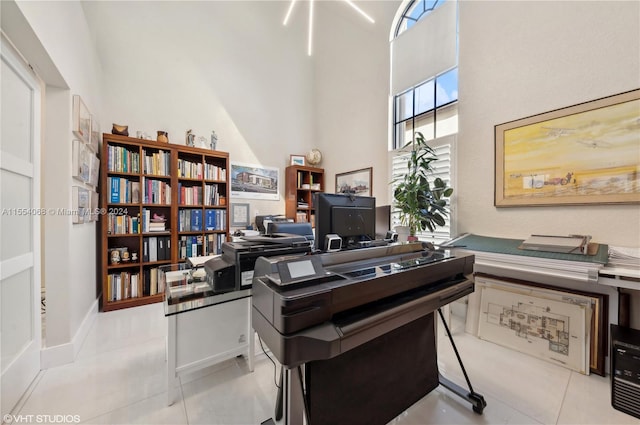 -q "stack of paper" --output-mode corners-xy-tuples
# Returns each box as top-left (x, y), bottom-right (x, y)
(608, 246), (640, 269)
